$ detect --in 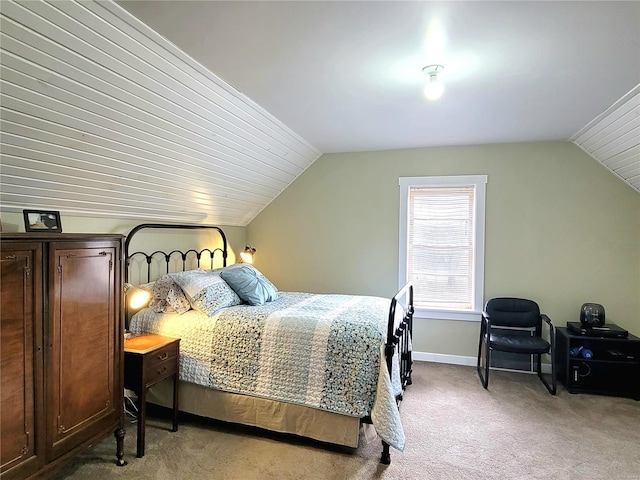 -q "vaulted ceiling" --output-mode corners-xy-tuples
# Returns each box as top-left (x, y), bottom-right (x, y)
(117, 0), (640, 194)
(1, 1), (638, 228)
